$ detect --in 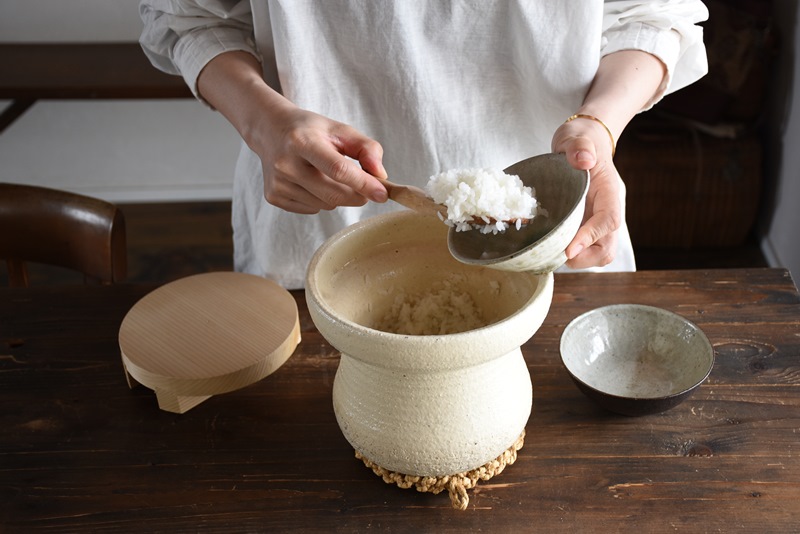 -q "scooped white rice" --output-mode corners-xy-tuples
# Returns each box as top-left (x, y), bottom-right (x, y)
(426, 167), (541, 234)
